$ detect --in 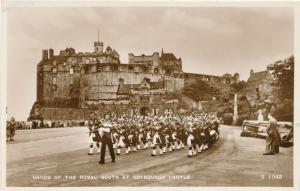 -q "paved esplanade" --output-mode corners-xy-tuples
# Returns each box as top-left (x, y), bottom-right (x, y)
(6, 125), (293, 186)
